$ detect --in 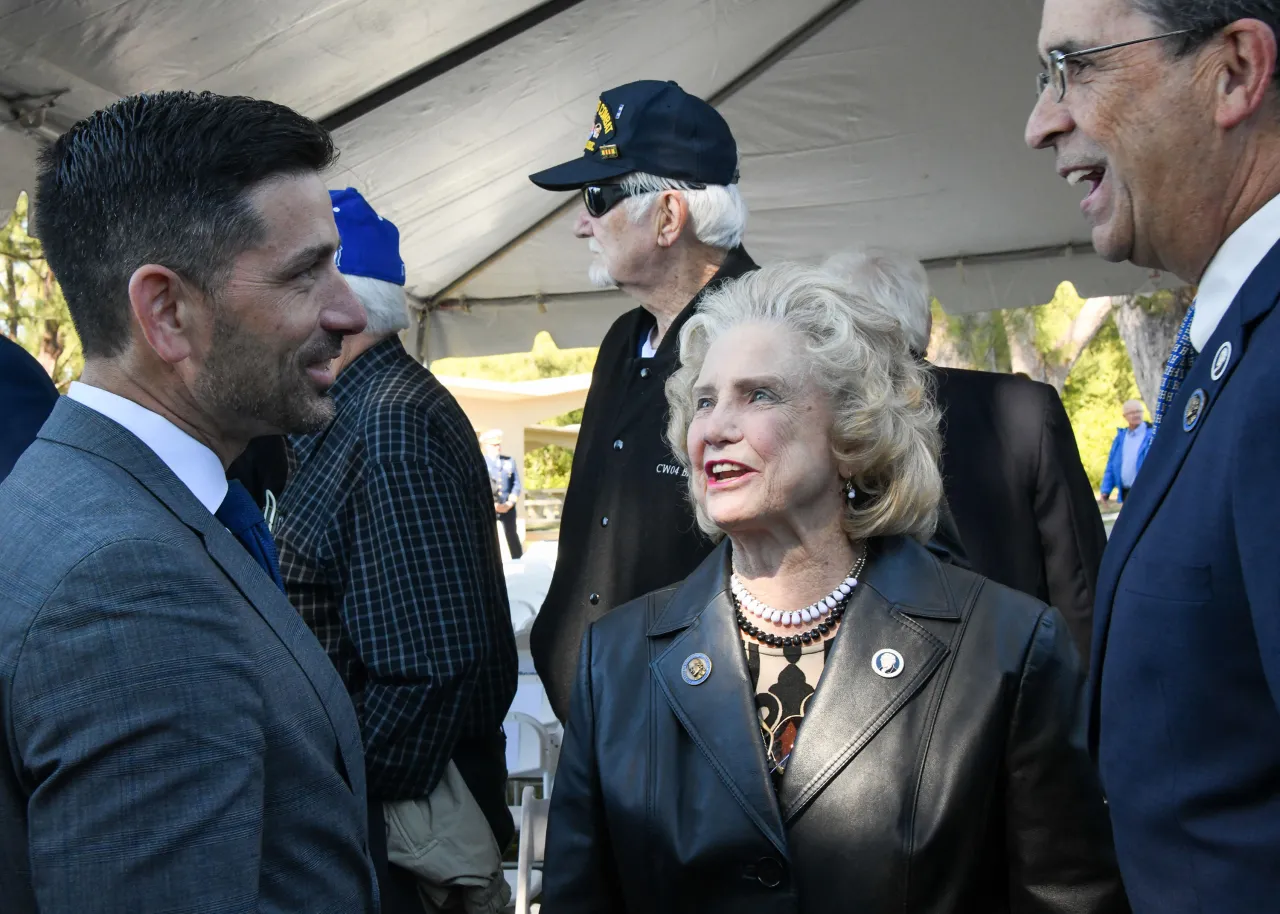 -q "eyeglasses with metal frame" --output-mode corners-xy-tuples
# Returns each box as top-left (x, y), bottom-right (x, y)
(1035, 28), (1196, 102)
